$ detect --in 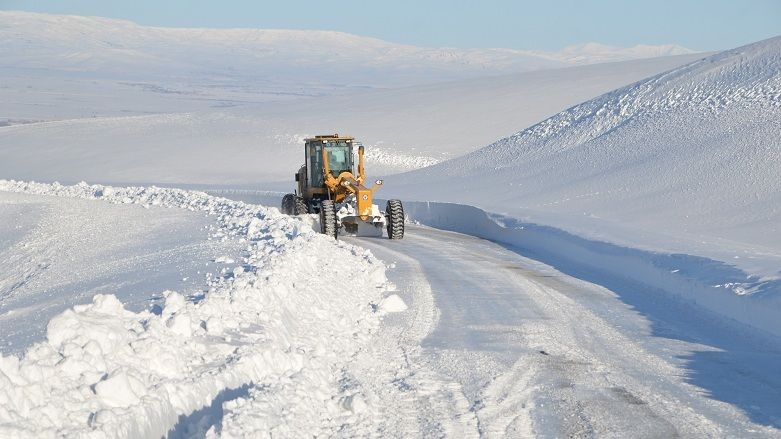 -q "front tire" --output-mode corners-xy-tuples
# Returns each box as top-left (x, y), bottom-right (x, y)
(320, 200), (338, 239)
(386, 199), (404, 239)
